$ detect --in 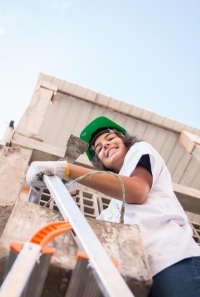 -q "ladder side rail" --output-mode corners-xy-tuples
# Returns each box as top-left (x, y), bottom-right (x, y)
(28, 188), (43, 204)
(43, 175), (134, 297)
(0, 243), (41, 297)
(22, 253), (52, 297)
